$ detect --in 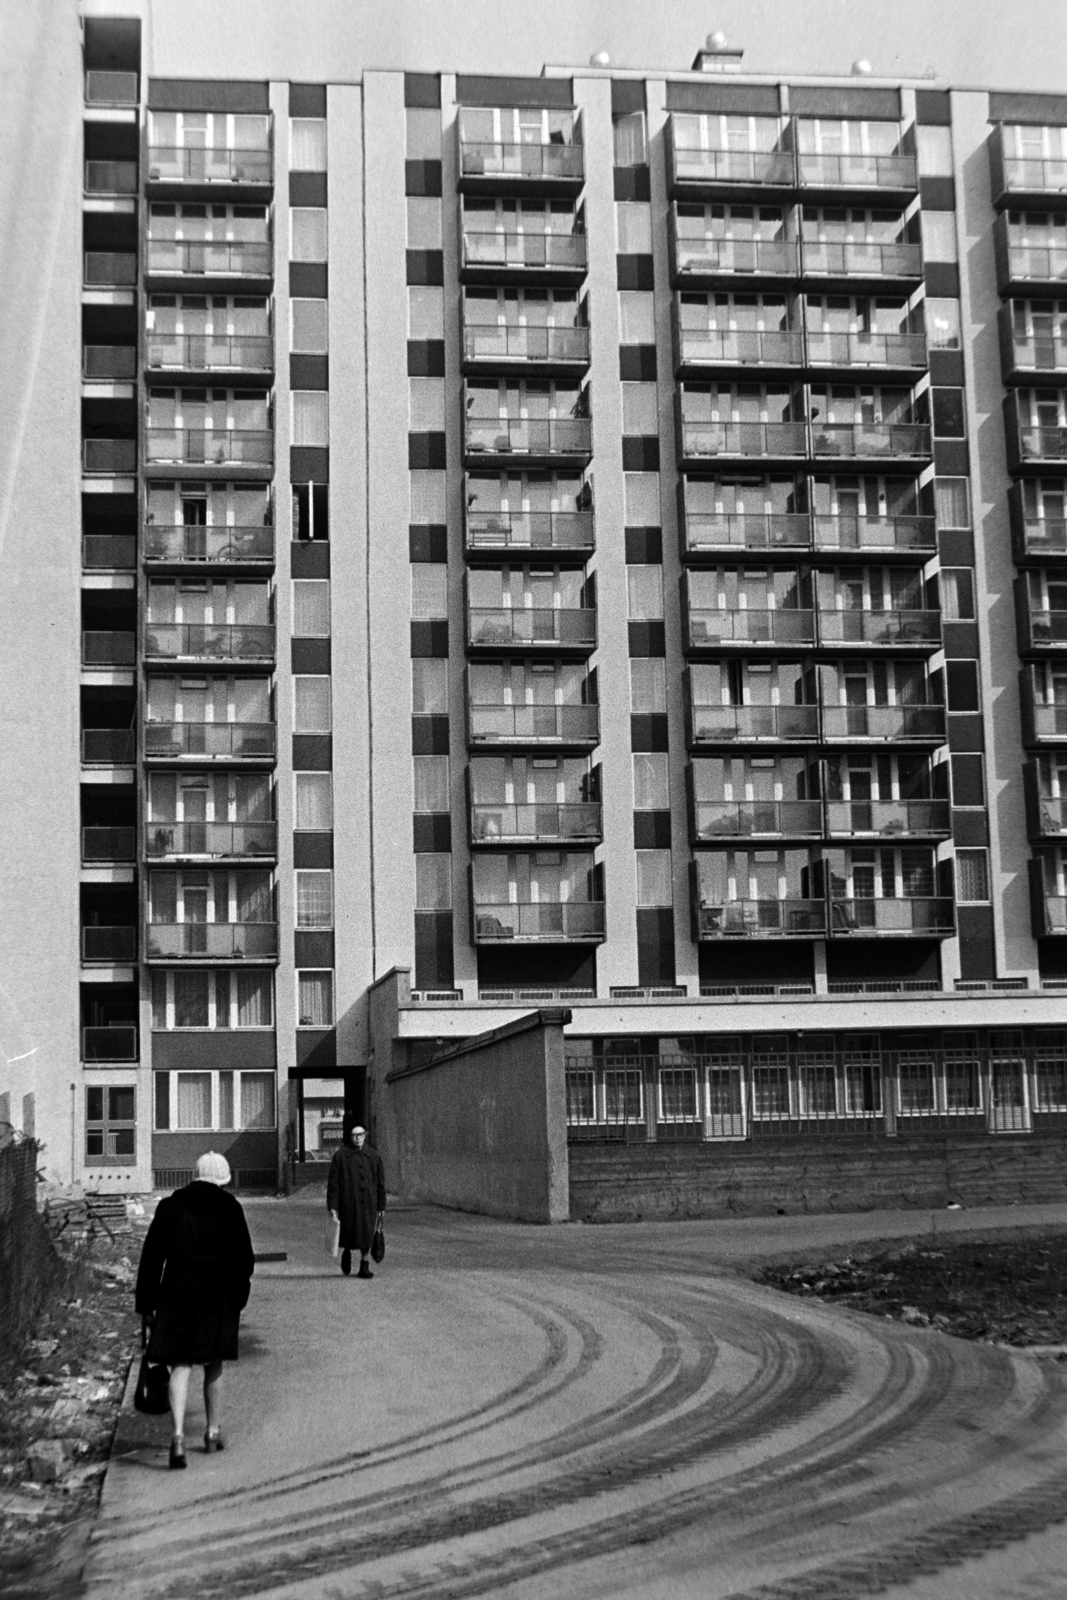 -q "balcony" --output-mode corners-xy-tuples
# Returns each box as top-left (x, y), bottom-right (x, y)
(796, 152), (918, 195)
(85, 71), (138, 106)
(462, 323), (590, 370)
(823, 799), (951, 838)
(686, 607), (815, 649)
(809, 423), (931, 461)
(467, 607), (596, 652)
(84, 160), (137, 196)
(143, 623), (275, 664)
(1021, 610), (1067, 650)
(690, 704), (820, 744)
(82, 728), (135, 764)
(84, 252), (136, 287)
(144, 821), (278, 859)
(81, 1025), (138, 1062)
(145, 334), (274, 378)
(998, 306), (1067, 382)
(697, 899), (826, 937)
(1030, 795), (1067, 838)
(83, 345), (137, 381)
(144, 524), (274, 565)
(82, 826), (136, 863)
(145, 922), (279, 960)
(993, 215), (1067, 294)
(805, 330), (927, 371)
(145, 239), (273, 283)
(470, 803), (602, 844)
(800, 239), (923, 281)
(143, 721), (276, 759)
(145, 429), (273, 470)
(1034, 891), (1067, 935)
(471, 901), (605, 942)
(990, 129), (1067, 209)
(146, 146), (272, 189)
(674, 324), (804, 371)
(670, 229), (799, 282)
(461, 230), (587, 278)
(465, 508), (594, 558)
(83, 439), (136, 474)
(467, 702), (599, 747)
(1025, 699), (1067, 743)
(829, 898), (954, 935)
(683, 512), (812, 557)
(693, 800), (822, 839)
(819, 704), (946, 742)
(1011, 423), (1067, 468)
(816, 610), (941, 648)
(82, 630), (135, 667)
(82, 926), (137, 962)
(458, 138), (583, 191)
(83, 534), (137, 569)
(680, 420), (808, 462)
(812, 515), (936, 557)
(463, 415), (592, 463)
(668, 144), (797, 195)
